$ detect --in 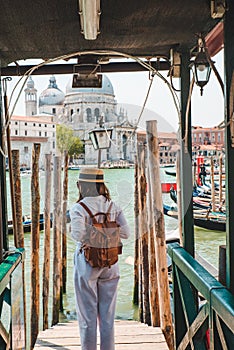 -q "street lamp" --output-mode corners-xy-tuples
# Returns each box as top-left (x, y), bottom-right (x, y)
(190, 38), (213, 96)
(89, 116), (113, 167)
